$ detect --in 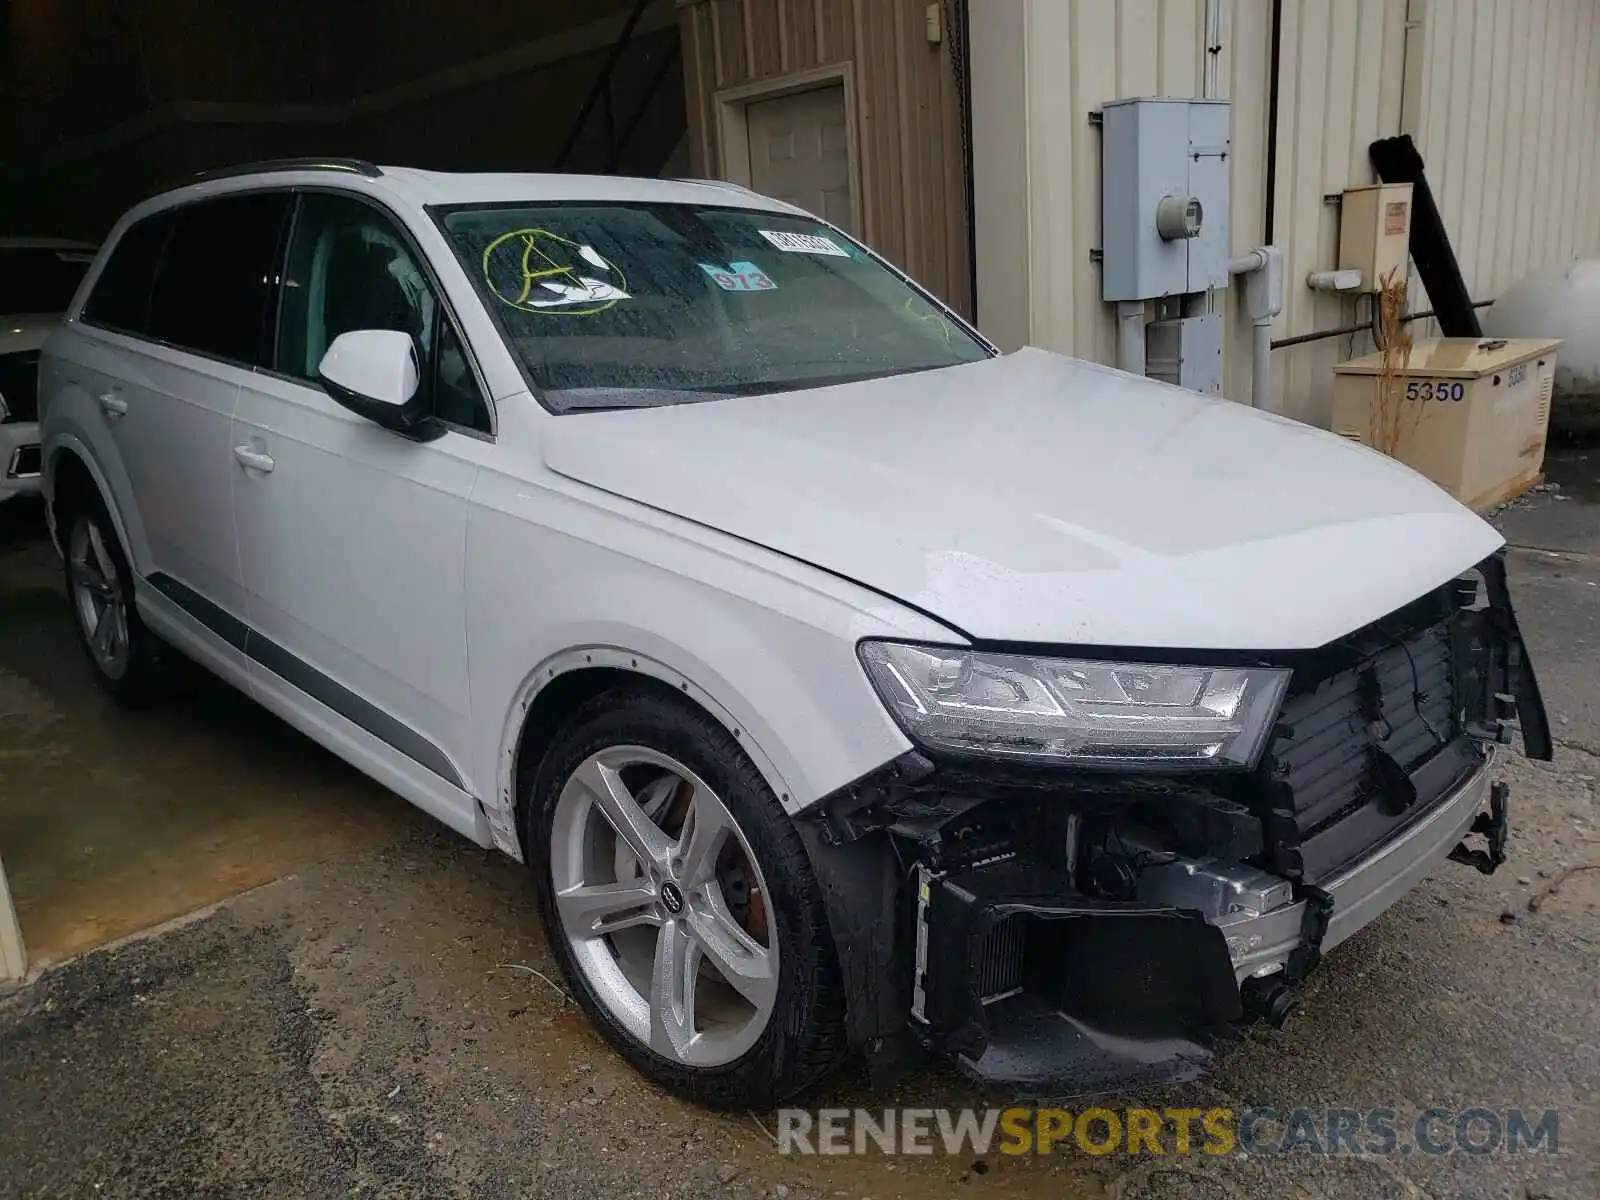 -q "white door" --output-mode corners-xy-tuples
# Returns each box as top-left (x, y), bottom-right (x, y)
(231, 192), (497, 834)
(75, 193), (291, 652)
(745, 85), (856, 235)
